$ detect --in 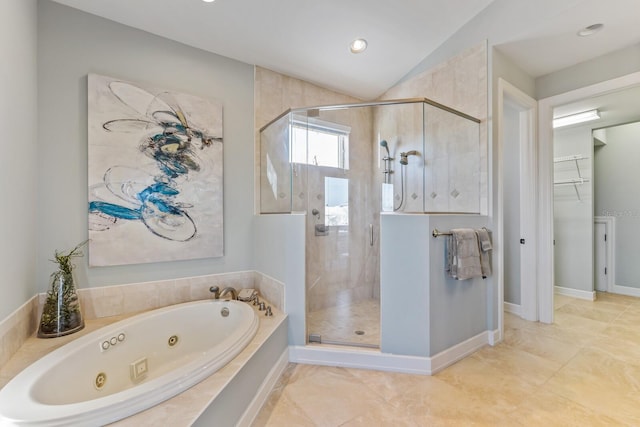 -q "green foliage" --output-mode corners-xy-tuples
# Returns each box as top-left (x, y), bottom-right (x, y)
(51, 240), (88, 275)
